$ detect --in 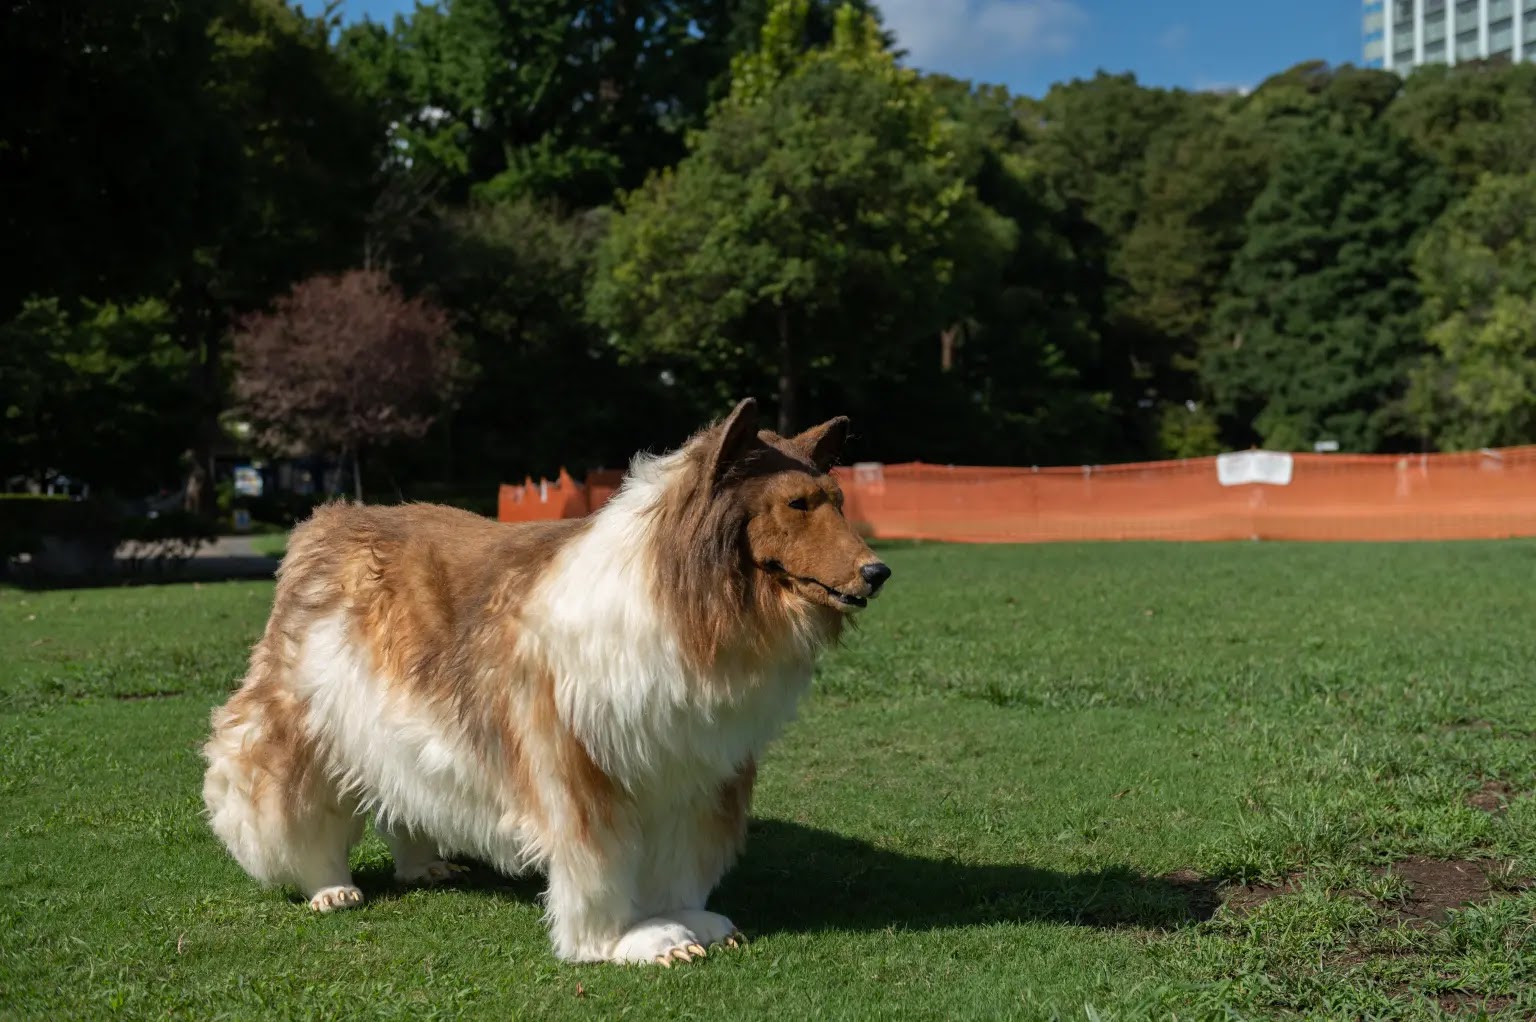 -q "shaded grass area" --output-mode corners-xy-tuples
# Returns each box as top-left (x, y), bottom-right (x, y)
(247, 532), (288, 560)
(3, 541), (1536, 1019)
